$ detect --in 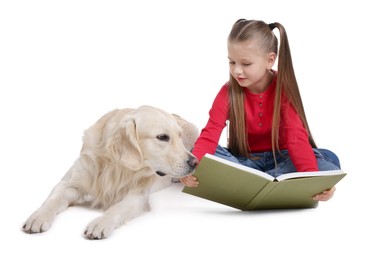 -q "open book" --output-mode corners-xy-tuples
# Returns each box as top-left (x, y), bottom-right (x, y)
(182, 153), (346, 210)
